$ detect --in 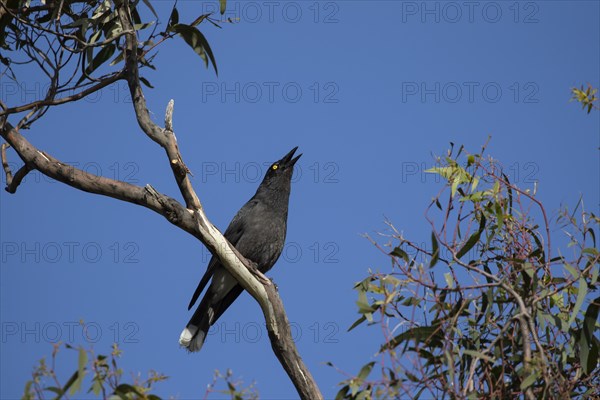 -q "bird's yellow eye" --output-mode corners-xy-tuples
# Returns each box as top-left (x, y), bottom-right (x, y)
(272, 164), (278, 170)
